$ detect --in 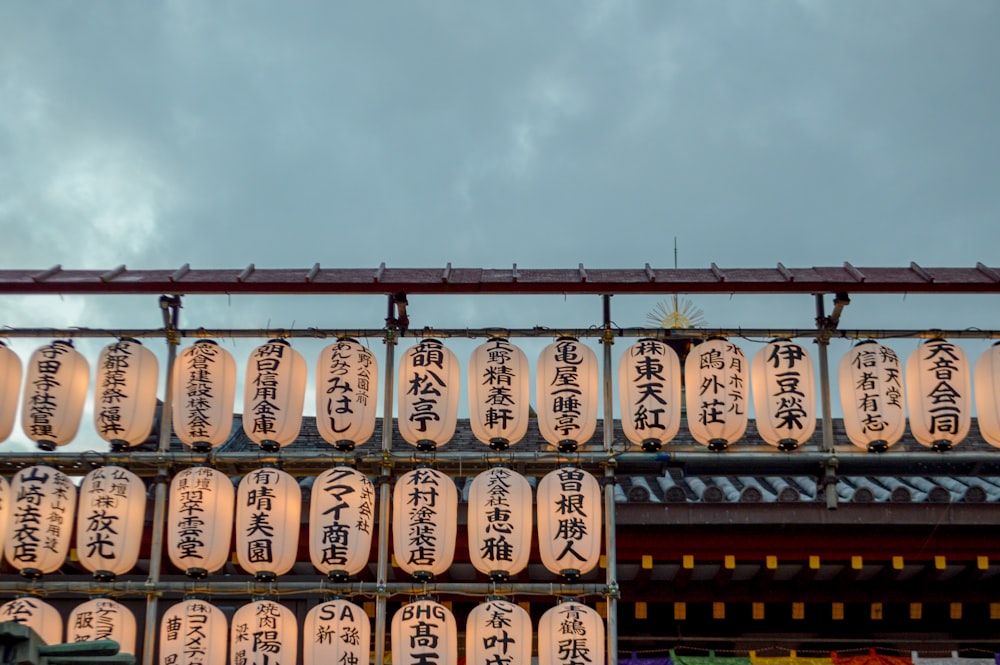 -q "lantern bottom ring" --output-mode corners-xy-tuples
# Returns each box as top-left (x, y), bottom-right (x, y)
(640, 439), (662, 452)
(93, 570), (116, 583)
(488, 571), (510, 582)
(411, 571), (435, 582)
(560, 568), (582, 582)
(259, 440), (281, 453)
(489, 437), (510, 451)
(777, 439), (800, 452)
(557, 440), (578, 453)
(335, 440), (356, 452)
(18, 568), (43, 580)
(191, 441), (212, 453)
(932, 440), (954, 452)
(707, 439), (729, 452)
(416, 440), (437, 452)
(110, 440), (129, 452)
(867, 440), (889, 453)
(327, 570), (350, 583)
(185, 567), (209, 580)
(36, 441), (56, 452)
(254, 571), (277, 583)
